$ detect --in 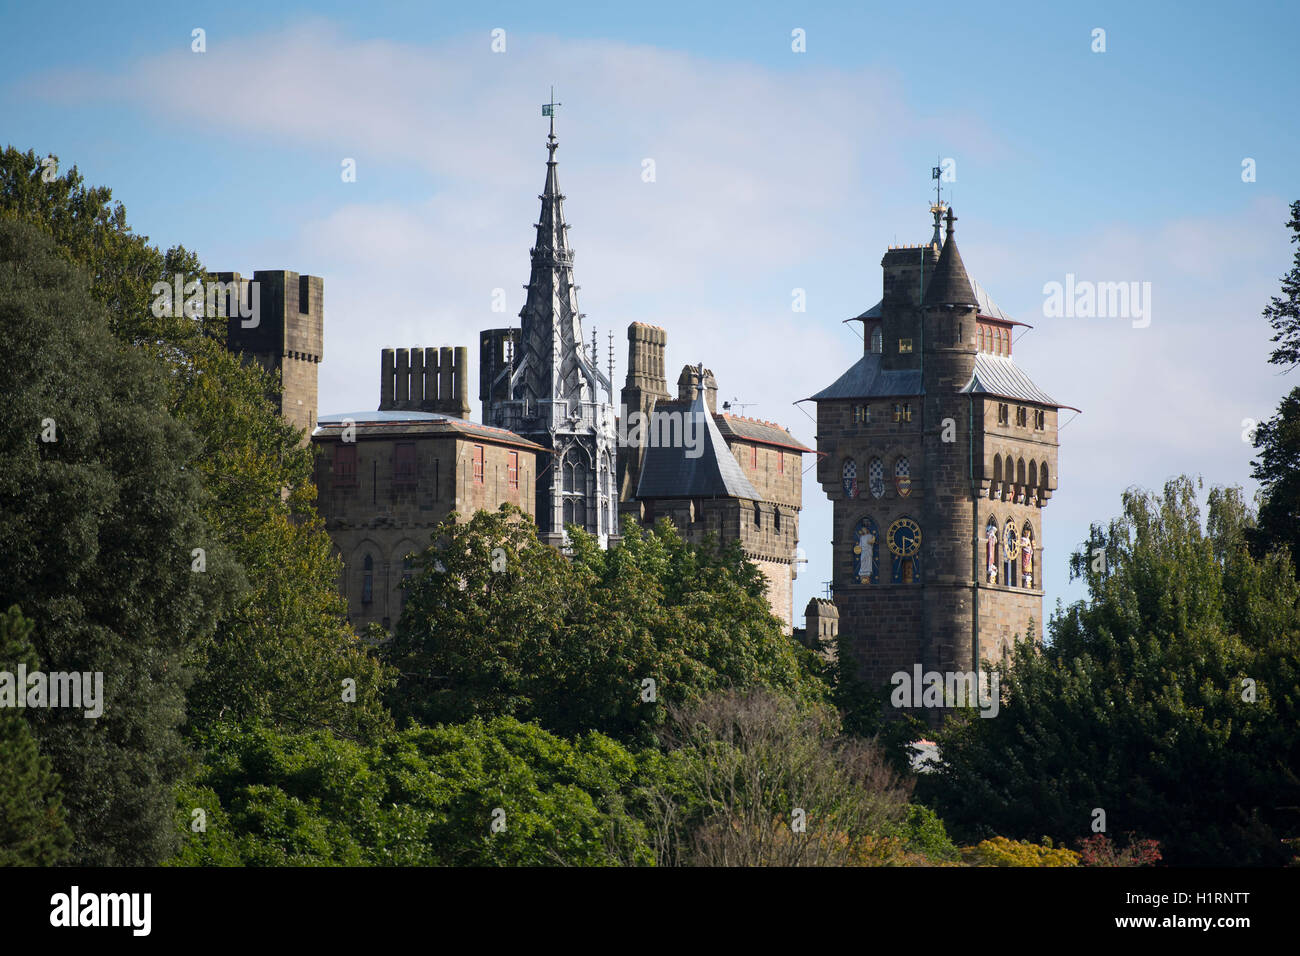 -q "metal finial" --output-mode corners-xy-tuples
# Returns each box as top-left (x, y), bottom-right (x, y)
(543, 87), (562, 158)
